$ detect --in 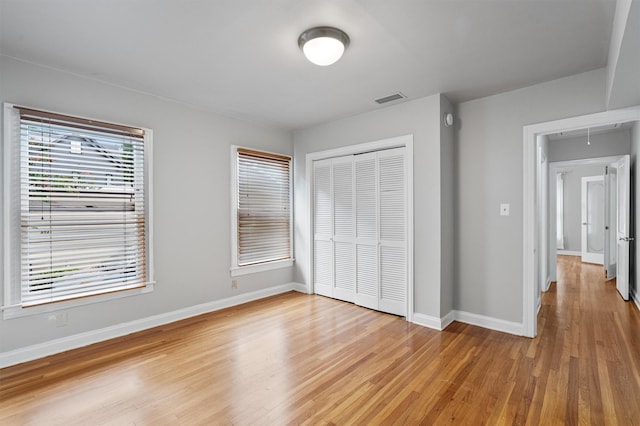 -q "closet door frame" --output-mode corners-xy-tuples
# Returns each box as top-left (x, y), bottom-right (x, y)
(306, 134), (414, 322)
